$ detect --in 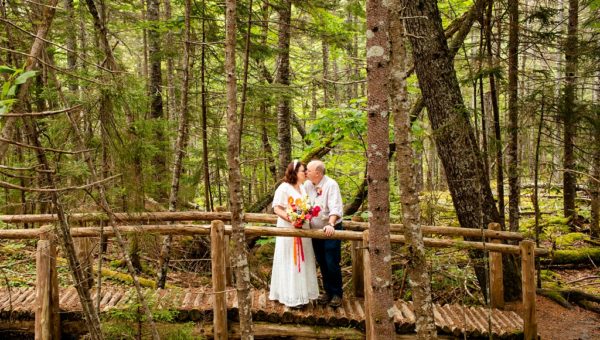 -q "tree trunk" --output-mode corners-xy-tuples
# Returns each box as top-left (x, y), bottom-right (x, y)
(389, 3), (437, 337)
(147, 0), (167, 200)
(238, 0), (253, 148)
(507, 0), (520, 232)
(591, 73), (600, 238)
(485, 0), (505, 227)
(157, 0), (192, 289)
(275, 0), (292, 178)
(322, 39), (330, 107)
(365, 0), (395, 337)
(225, 0), (254, 337)
(201, 1), (212, 212)
(562, 0), (579, 223)
(402, 0), (521, 302)
(164, 0), (177, 122)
